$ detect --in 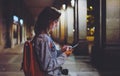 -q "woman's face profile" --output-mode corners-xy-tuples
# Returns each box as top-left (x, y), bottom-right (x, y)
(49, 20), (59, 32)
